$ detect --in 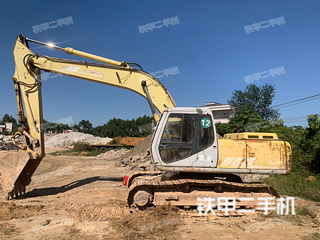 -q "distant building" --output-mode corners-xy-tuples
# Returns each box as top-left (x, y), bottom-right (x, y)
(0, 122), (15, 133)
(204, 102), (235, 124)
(62, 130), (73, 134)
(0, 125), (5, 133)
